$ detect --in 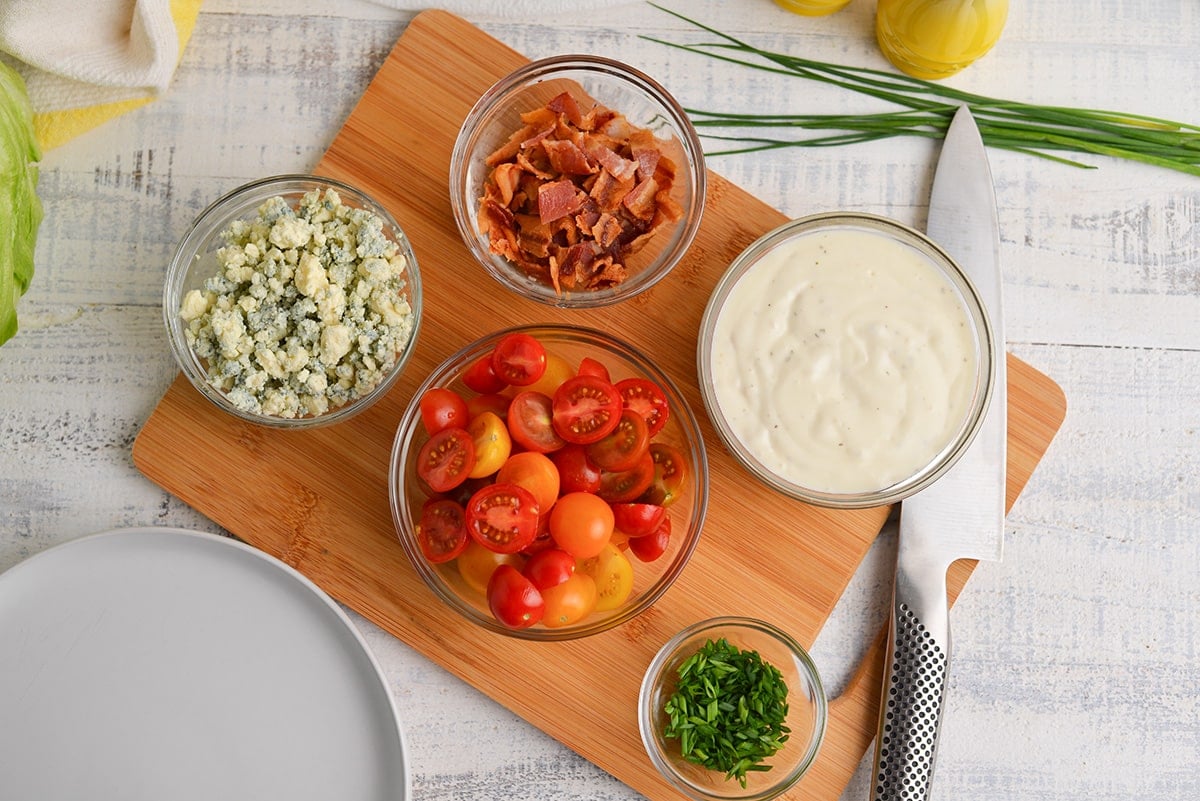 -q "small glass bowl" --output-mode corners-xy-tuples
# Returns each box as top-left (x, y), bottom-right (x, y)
(163, 175), (422, 429)
(639, 617), (828, 801)
(389, 325), (709, 641)
(449, 55), (706, 309)
(697, 212), (995, 509)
